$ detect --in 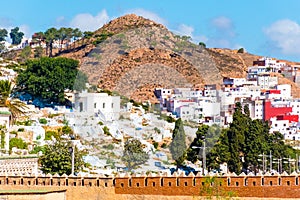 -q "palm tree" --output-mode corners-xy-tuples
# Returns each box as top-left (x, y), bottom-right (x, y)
(0, 80), (28, 124)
